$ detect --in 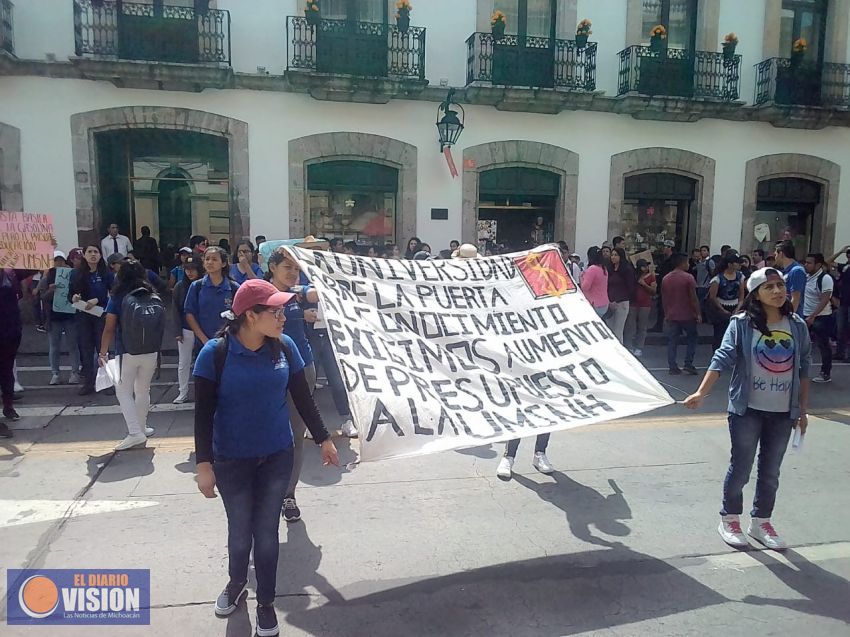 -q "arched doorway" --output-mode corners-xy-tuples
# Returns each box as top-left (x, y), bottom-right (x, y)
(477, 167), (560, 252)
(755, 177), (822, 258)
(621, 172), (698, 254)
